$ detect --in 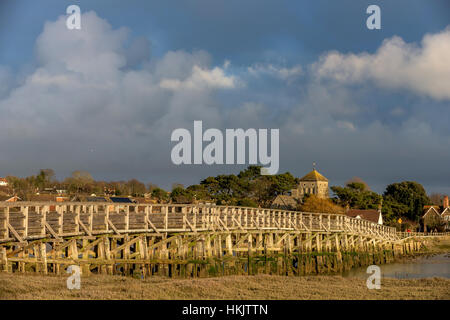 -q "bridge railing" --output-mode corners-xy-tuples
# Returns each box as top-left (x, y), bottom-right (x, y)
(0, 202), (398, 242)
(397, 231), (450, 239)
